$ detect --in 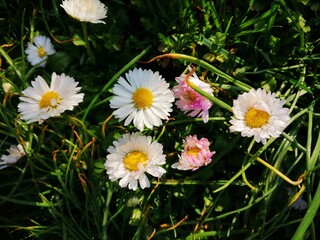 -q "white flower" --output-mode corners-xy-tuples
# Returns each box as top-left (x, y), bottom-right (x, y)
(0, 142), (29, 170)
(230, 88), (290, 144)
(61, 0), (108, 24)
(104, 132), (166, 191)
(25, 35), (55, 67)
(18, 72), (84, 124)
(109, 68), (175, 131)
